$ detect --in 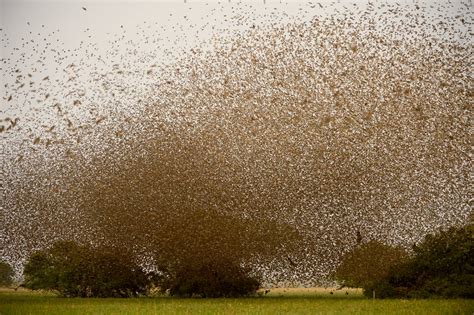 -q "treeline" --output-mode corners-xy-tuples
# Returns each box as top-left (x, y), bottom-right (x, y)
(19, 241), (259, 298)
(1, 220), (471, 298)
(335, 222), (473, 299)
(3, 208), (296, 298)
